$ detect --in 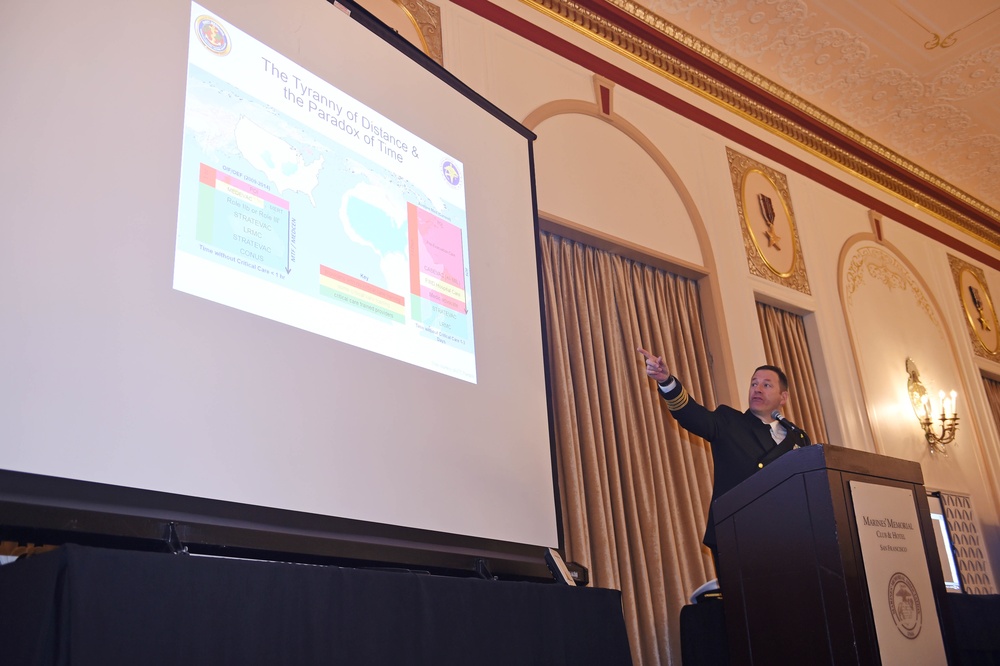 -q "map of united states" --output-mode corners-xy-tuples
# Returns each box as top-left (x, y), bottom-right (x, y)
(234, 116), (323, 205)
